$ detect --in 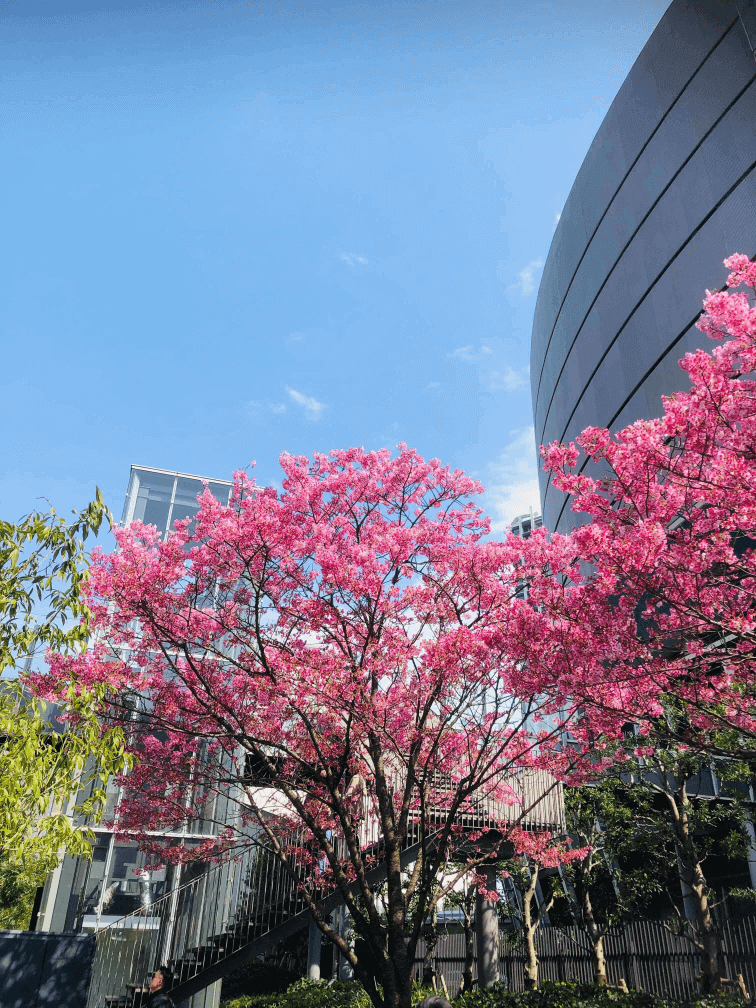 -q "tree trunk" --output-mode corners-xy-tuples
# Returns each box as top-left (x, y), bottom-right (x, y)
(382, 938), (414, 1008)
(461, 894), (475, 994)
(522, 865), (539, 990)
(592, 932), (608, 987)
(381, 825), (414, 1008)
(579, 882), (608, 986)
(378, 945), (413, 1008)
(669, 784), (721, 994)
